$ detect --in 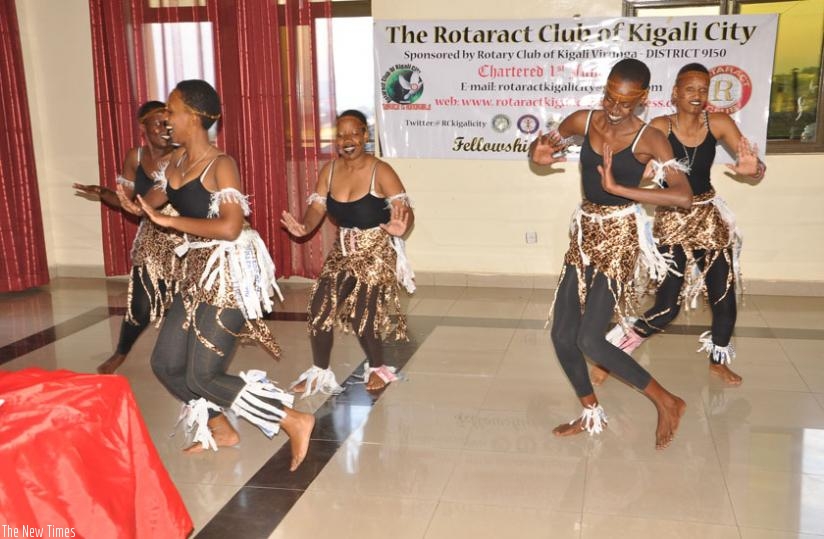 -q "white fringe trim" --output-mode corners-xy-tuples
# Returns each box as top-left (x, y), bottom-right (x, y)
(230, 370), (293, 437)
(306, 192), (327, 206)
(208, 187), (251, 218)
(703, 195), (743, 291)
(574, 404), (608, 435)
(385, 192), (414, 208)
(174, 228), (283, 318)
(289, 366), (344, 398)
(151, 161), (169, 192)
(116, 175), (135, 191)
(390, 236), (416, 293)
(176, 398), (222, 452)
(650, 158), (691, 188)
(697, 331), (735, 365)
